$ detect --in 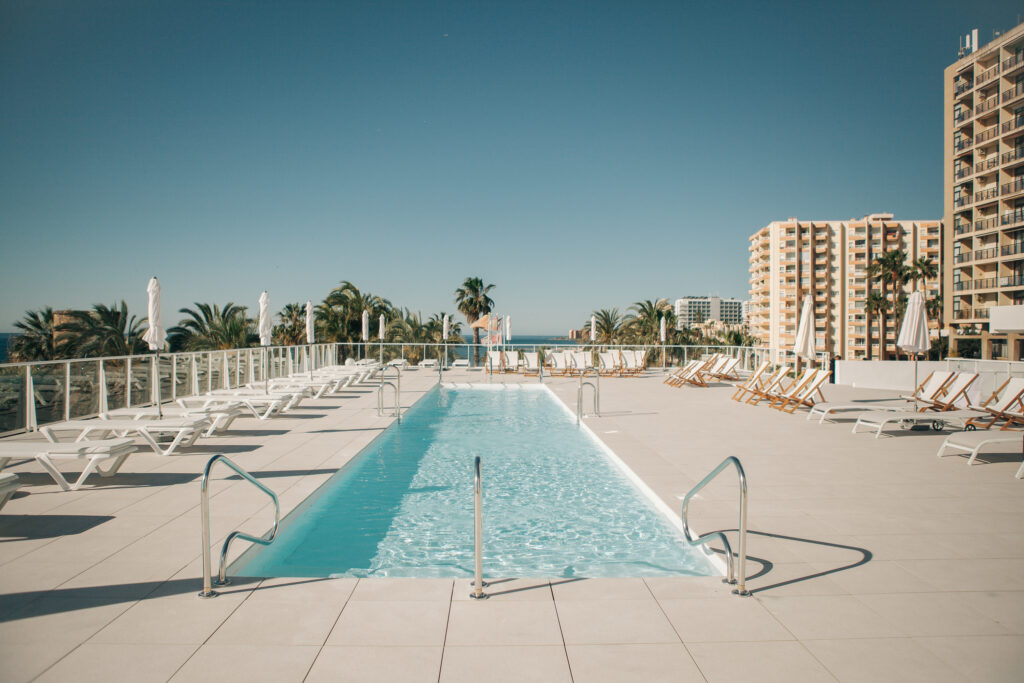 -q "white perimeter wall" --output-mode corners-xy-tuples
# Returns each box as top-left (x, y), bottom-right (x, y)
(835, 359), (1024, 406)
